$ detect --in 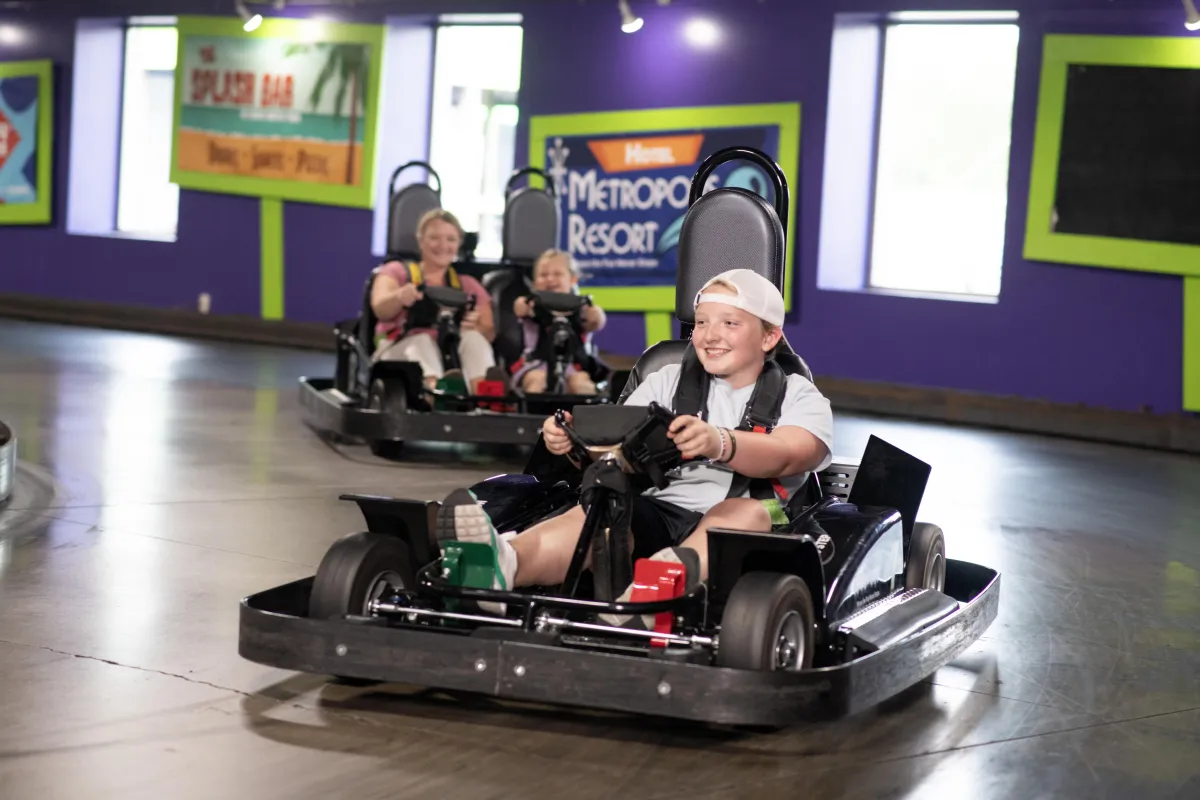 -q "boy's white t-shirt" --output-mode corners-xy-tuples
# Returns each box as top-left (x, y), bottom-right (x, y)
(623, 363), (835, 514)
